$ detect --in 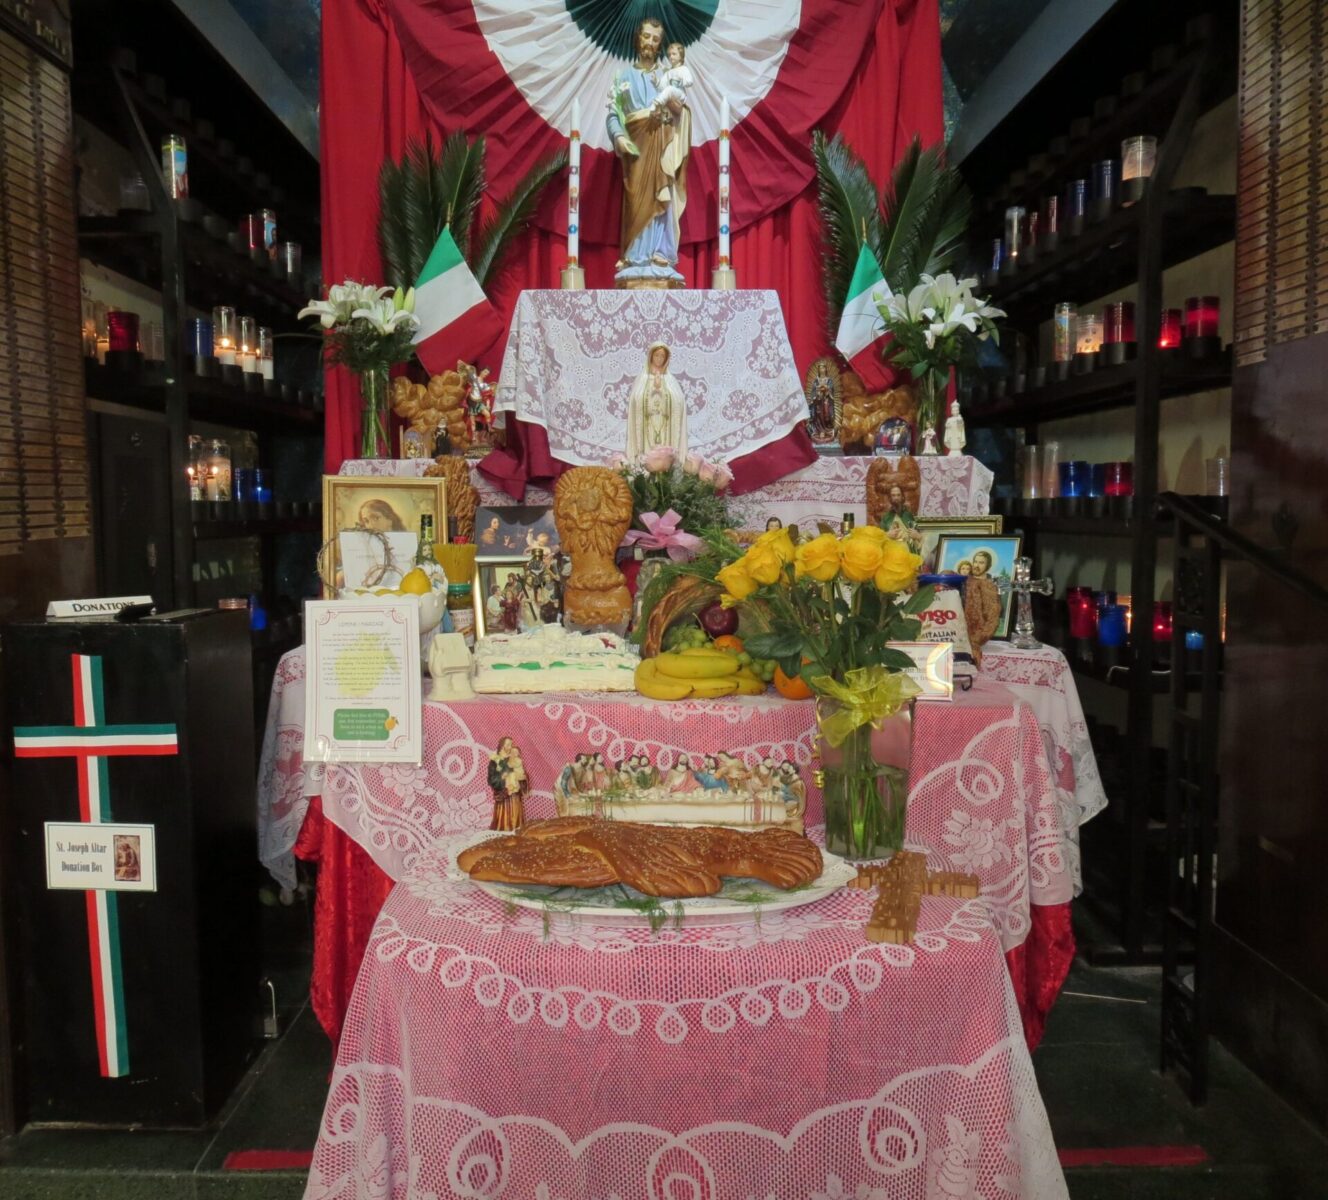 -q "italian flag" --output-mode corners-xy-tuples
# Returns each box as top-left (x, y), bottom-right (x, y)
(411, 228), (504, 375)
(834, 243), (894, 389)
